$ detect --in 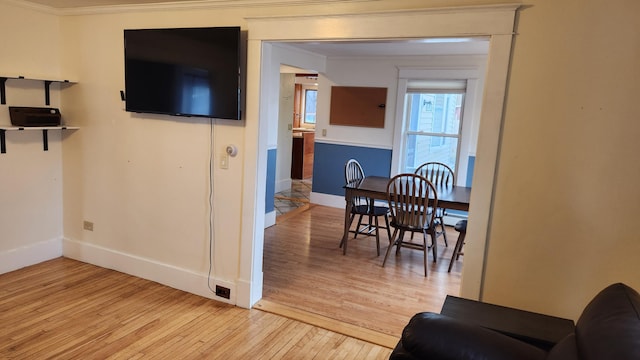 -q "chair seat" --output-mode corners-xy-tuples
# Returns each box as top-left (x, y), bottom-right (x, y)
(389, 221), (428, 233)
(343, 158), (391, 256)
(455, 220), (467, 233)
(352, 204), (389, 216)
